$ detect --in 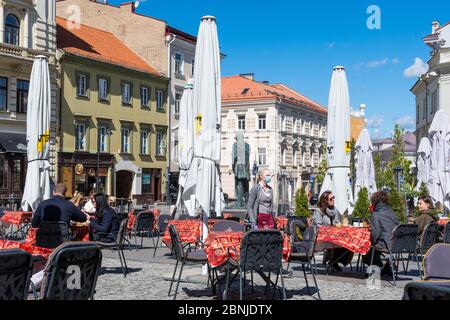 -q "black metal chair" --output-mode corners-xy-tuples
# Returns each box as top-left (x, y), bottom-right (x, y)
(389, 224), (421, 279)
(0, 249), (33, 300)
(38, 242), (102, 300)
(96, 218), (129, 277)
(167, 224), (212, 300)
(443, 223), (450, 244)
(177, 214), (190, 220)
(287, 224), (321, 299)
(403, 281), (450, 300)
(36, 221), (71, 249)
(211, 220), (244, 232)
(153, 213), (172, 258)
(223, 229), (286, 300)
(417, 222), (440, 278)
(131, 211), (155, 249)
(422, 244), (450, 280)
